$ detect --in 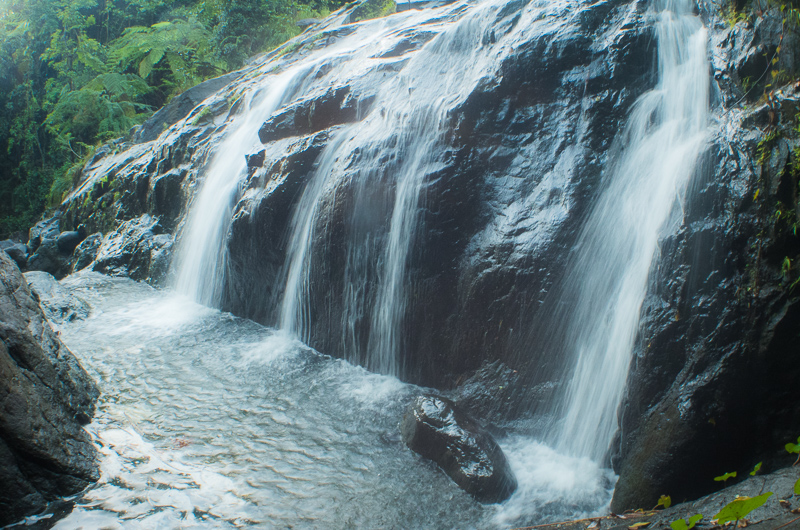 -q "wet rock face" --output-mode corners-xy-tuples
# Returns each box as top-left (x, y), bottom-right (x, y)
(401, 395), (517, 503)
(610, 1), (800, 511)
(91, 215), (173, 284)
(0, 253), (99, 526)
(257, 86), (376, 143)
(220, 0), (655, 389)
(25, 271), (91, 324)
